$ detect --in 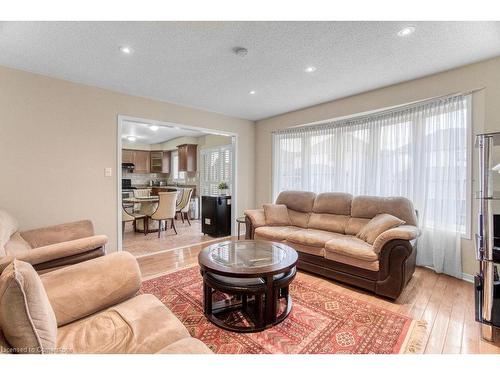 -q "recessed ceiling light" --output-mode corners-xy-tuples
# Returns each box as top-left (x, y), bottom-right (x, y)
(149, 125), (159, 131)
(249, 90), (256, 95)
(119, 46), (133, 54)
(304, 66), (317, 73)
(397, 26), (416, 37)
(127, 136), (136, 142)
(233, 47), (248, 57)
